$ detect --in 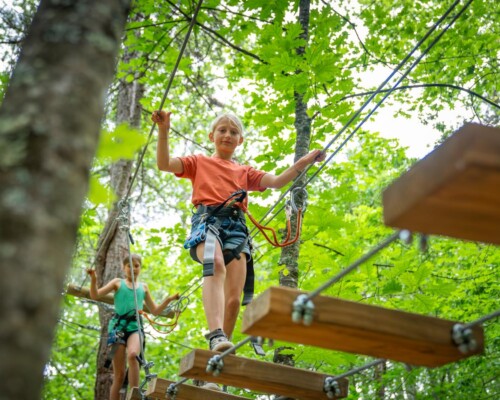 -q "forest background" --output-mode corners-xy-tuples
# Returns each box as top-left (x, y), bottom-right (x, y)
(0, 0), (498, 399)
